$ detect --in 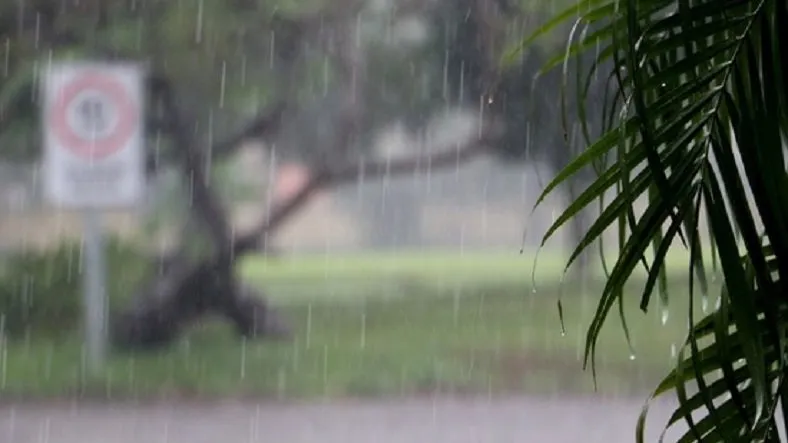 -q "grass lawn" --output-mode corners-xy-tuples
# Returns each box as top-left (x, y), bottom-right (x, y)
(0, 250), (717, 401)
(239, 248), (701, 289)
